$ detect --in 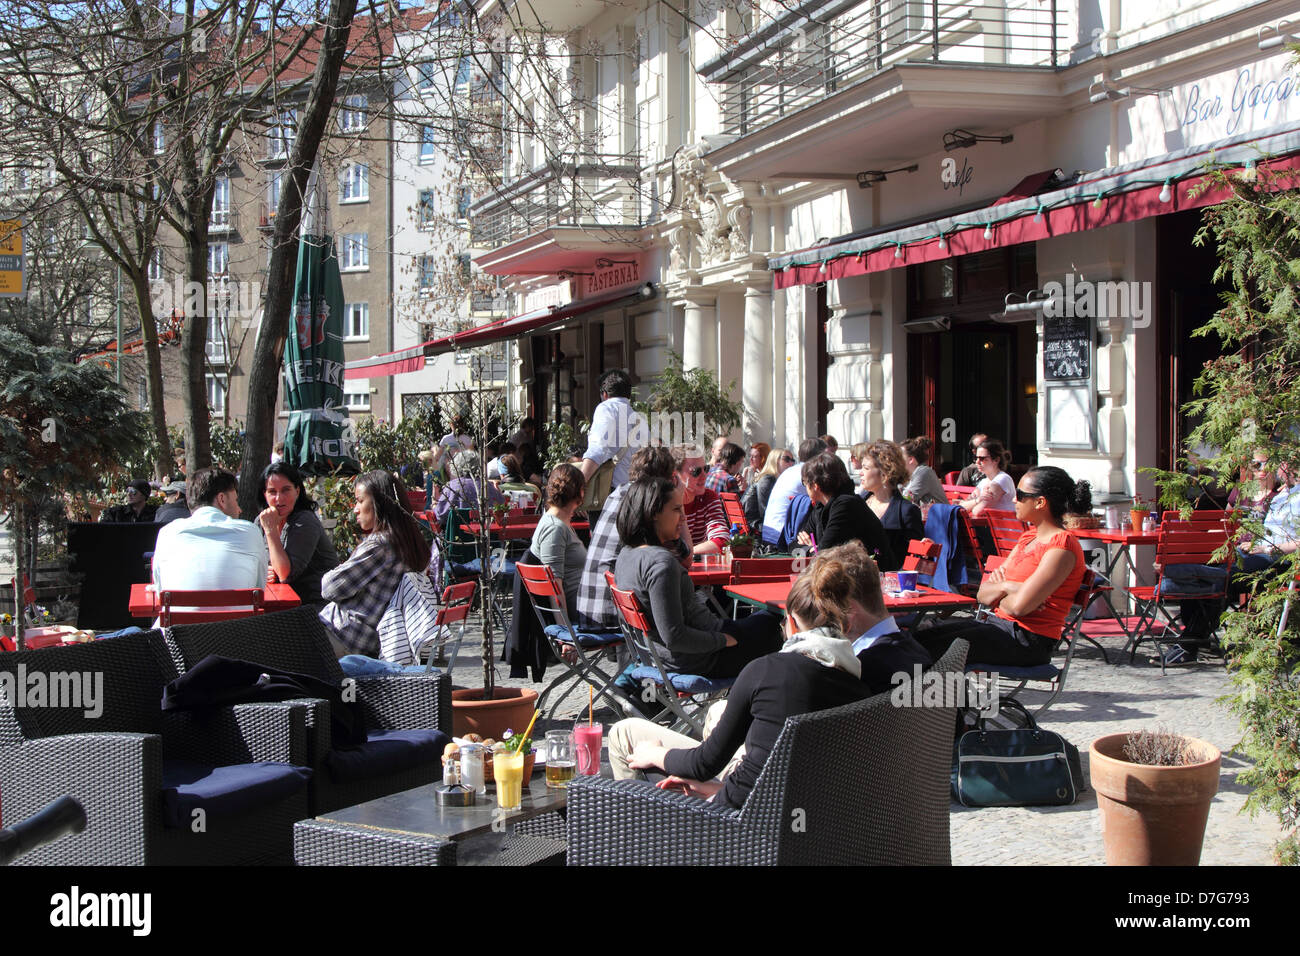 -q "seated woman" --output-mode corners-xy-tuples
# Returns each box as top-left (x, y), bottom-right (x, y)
(798, 453), (898, 571)
(859, 440), (924, 565)
(433, 450), (506, 526)
(614, 477), (783, 679)
(741, 447), (791, 531)
(318, 471), (433, 659)
(530, 463), (587, 611)
(901, 436), (949, 506)
(256, 461), (340, 607)
(915, 466), (1088, 667)
(608, 558), (873, 808)
(960, 438), (1016, 516)
(740, 442), (771, 494)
